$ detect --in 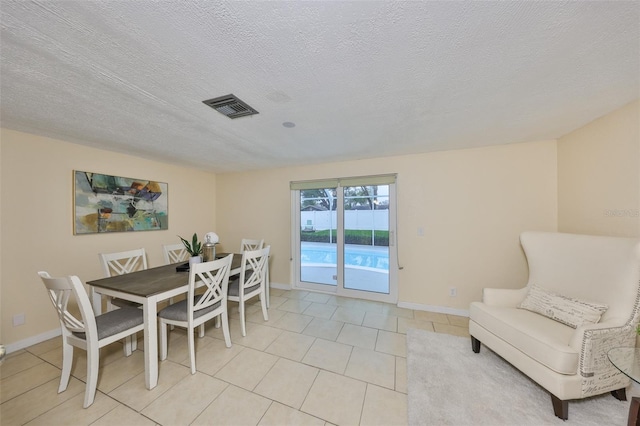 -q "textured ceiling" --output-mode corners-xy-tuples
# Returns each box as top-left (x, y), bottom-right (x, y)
(1, 1), (638, 173)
